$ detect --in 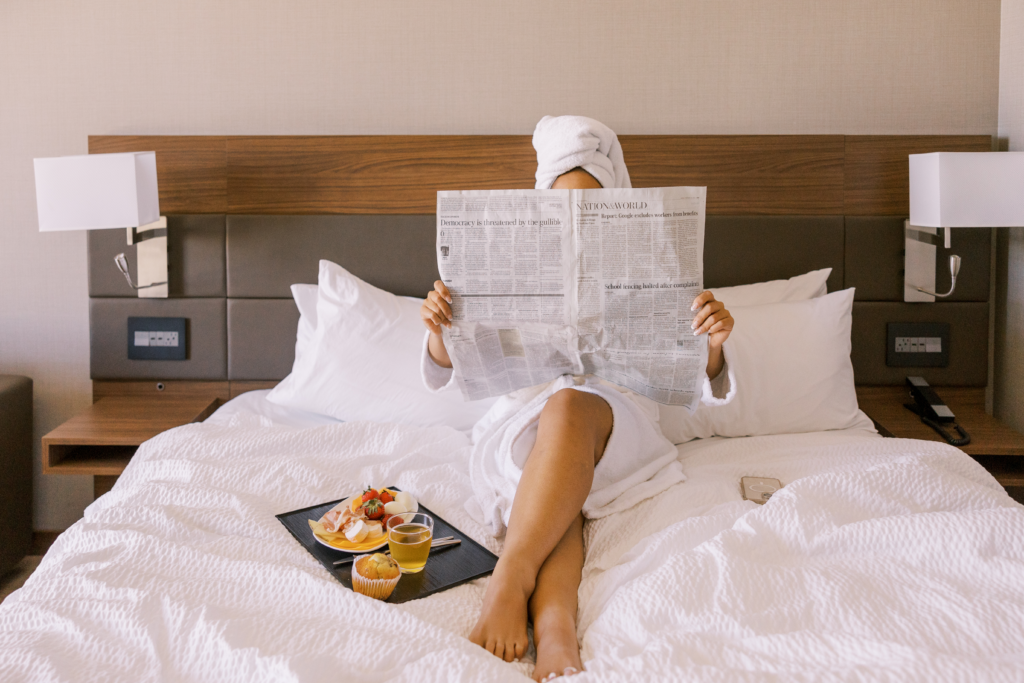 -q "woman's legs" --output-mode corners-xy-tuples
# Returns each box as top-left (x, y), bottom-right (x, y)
(469, 388), (612, 667)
